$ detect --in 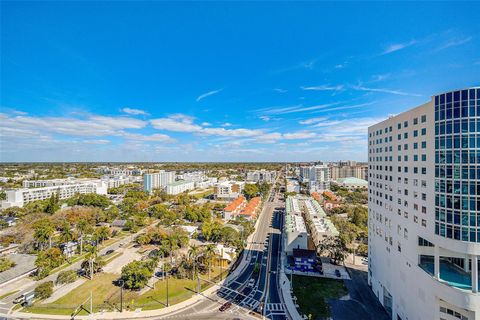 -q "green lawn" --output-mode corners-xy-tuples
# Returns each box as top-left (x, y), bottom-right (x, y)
(24, 267), (228, 315)
(292, 275), (348, 319)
